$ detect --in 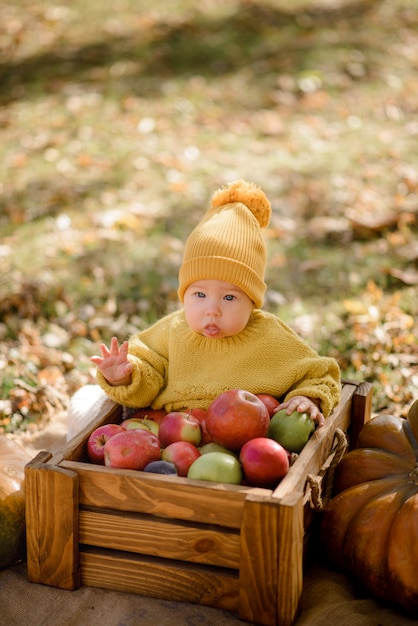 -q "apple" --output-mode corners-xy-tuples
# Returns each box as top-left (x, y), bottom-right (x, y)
(158, 411), (202, 447)
(189, 408), (215, 445)
(199, 442), (237, 457)
(122, 417), (160, 436)
(144, 460), (178, 475)
(256, 394), (280, 417)
(239, 437), (289, 488)
(87, 423), (125, 464)
(187, 452), (242, 485)
(267, 409), (315, 453)
(104, 429), (161, 470)
(127, 407), (167, 425)
(161, 441), (201, 477)
(205, 389), (270, 451)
